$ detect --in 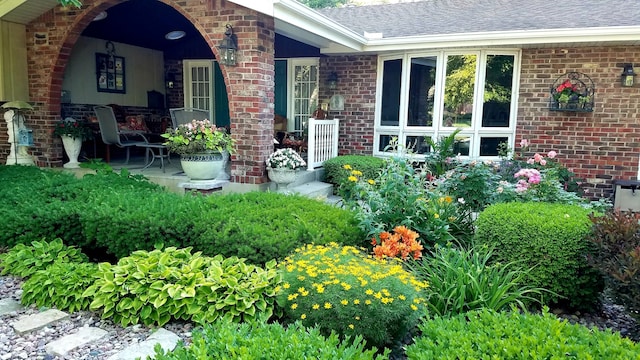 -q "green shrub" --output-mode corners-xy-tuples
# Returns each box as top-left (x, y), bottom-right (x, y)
(588, 209), (640, 318)
(475, 202), (603, 310)
(405, 308), (639, 359)
(83, 247), (280, 327)
(21, 261), (98, 313)
(276, 243), (428, 350)
(406, 245), (543, 316)
(323, 155), (386, 197)
(153, 320), (389, 360)
(187, 192), (365, 264)
(0, 239), (88, 278)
